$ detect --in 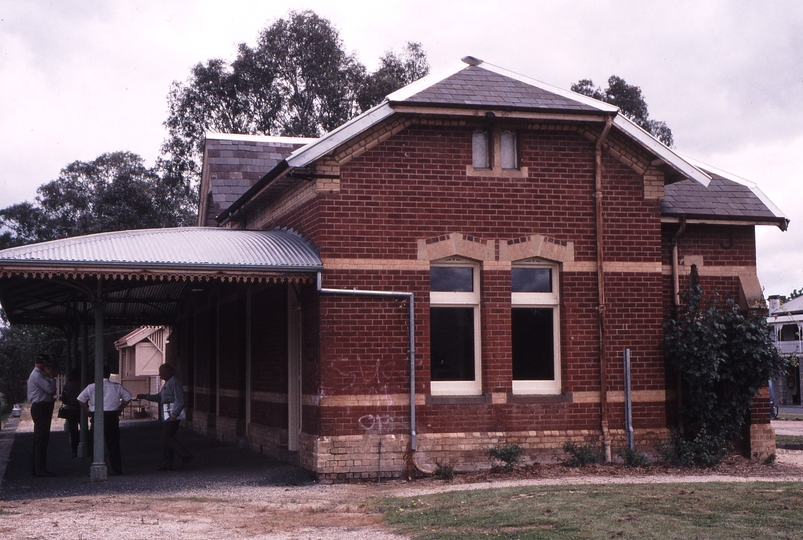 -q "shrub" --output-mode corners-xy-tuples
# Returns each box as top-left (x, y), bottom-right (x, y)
(617, 447), (651, 468)
(489, 443), (522, 472)
(663, 276), (790, 466)
(658, 428), (729, 468)
(433, 462), (454, 480)
(562, 442), (604, 467)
